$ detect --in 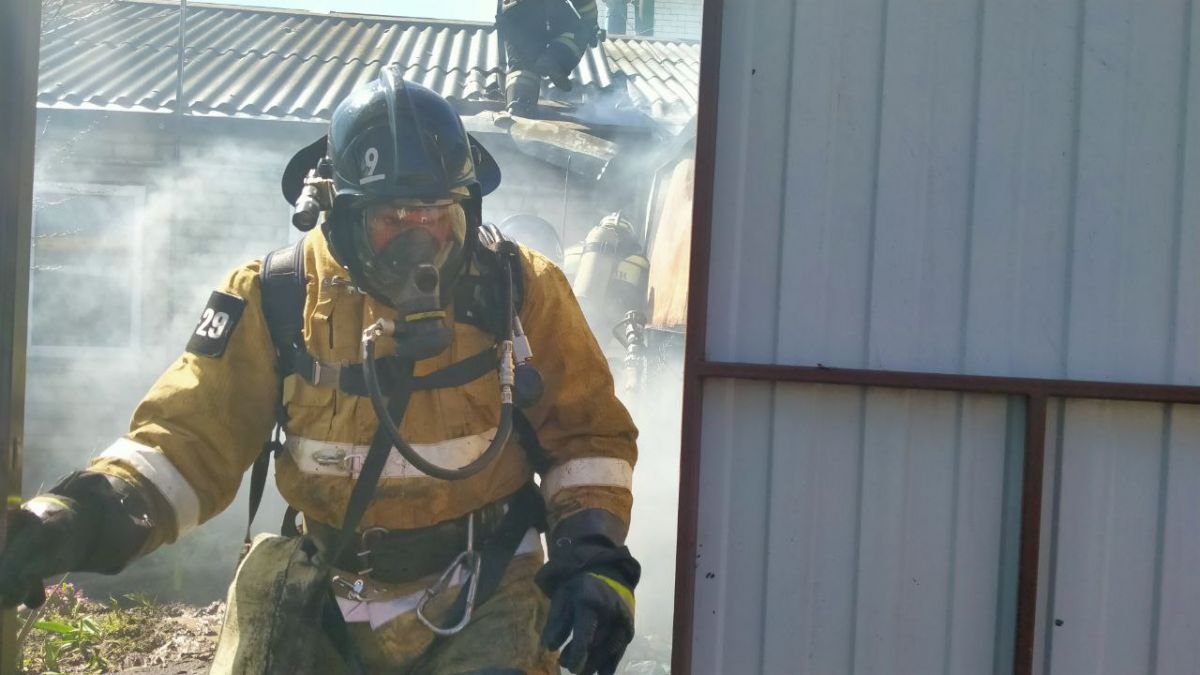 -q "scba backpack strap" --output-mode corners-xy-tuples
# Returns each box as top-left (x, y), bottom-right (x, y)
(242, 238), (307, 552)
